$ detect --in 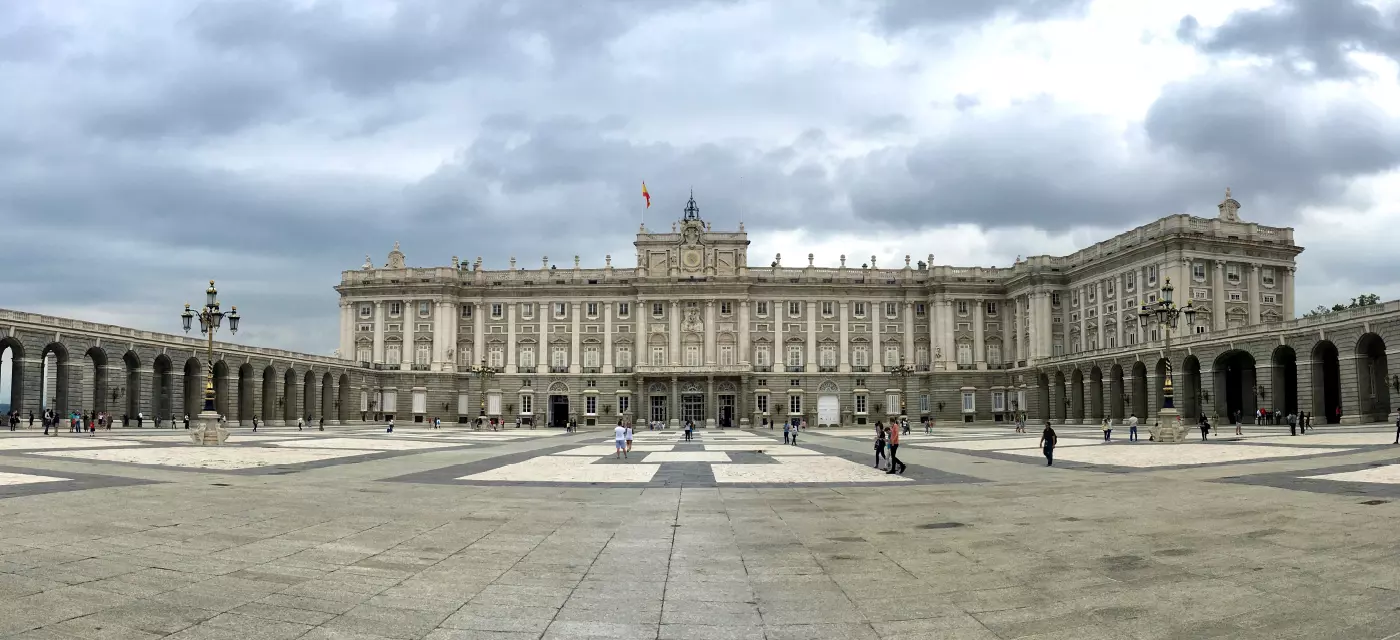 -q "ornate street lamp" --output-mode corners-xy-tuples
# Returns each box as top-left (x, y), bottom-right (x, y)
(1138, 279), (1195, 426)
(889, 355), (915, 417)
(468, 357), (498, 418)
(180, 280), (240, 445)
